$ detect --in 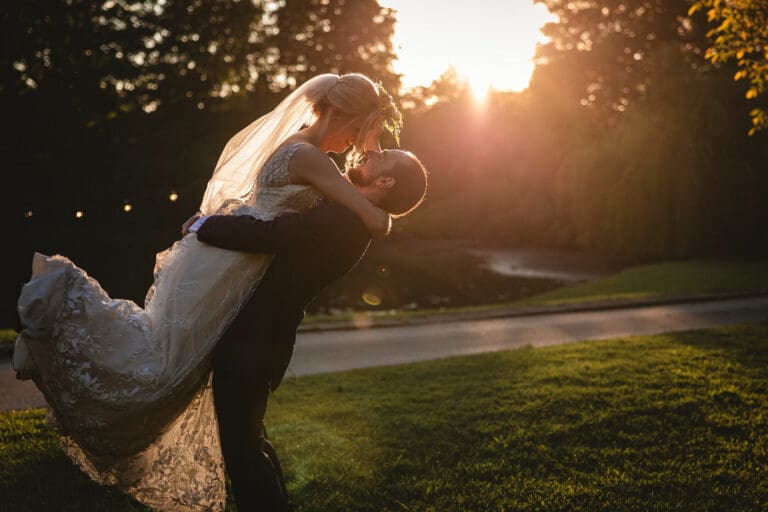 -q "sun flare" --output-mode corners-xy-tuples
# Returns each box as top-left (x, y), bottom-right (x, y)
(380, 1), (555, 98)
